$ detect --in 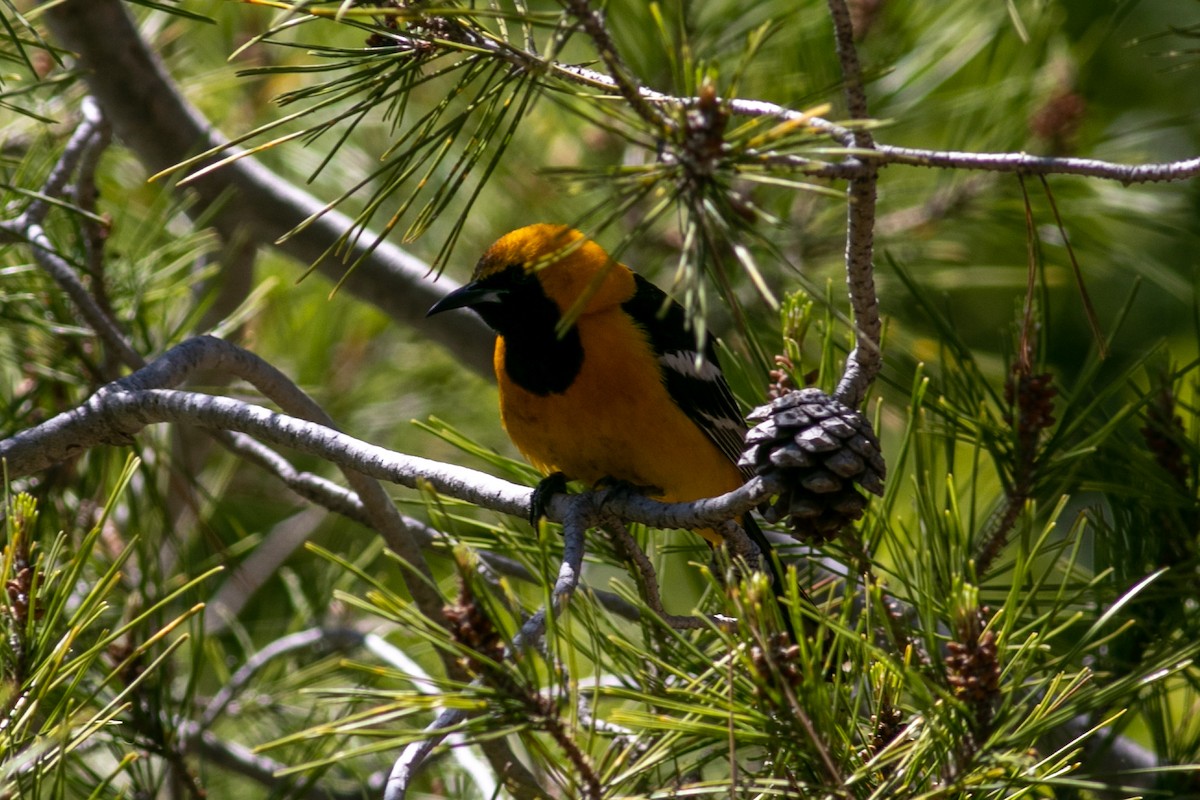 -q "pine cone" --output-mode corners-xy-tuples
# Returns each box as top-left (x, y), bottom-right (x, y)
(739, 388), (885, 543)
